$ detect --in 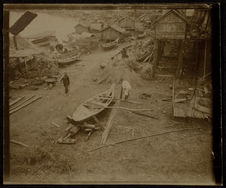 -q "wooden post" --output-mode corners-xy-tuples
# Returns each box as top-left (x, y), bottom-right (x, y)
(3, 10), (10, 180)
(203, 40), (207, 79)
(152, 39), (159, 78)
(24, 59), (29, 78)
(13, 35), (18, 50)
(176, 40), (184, 78)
